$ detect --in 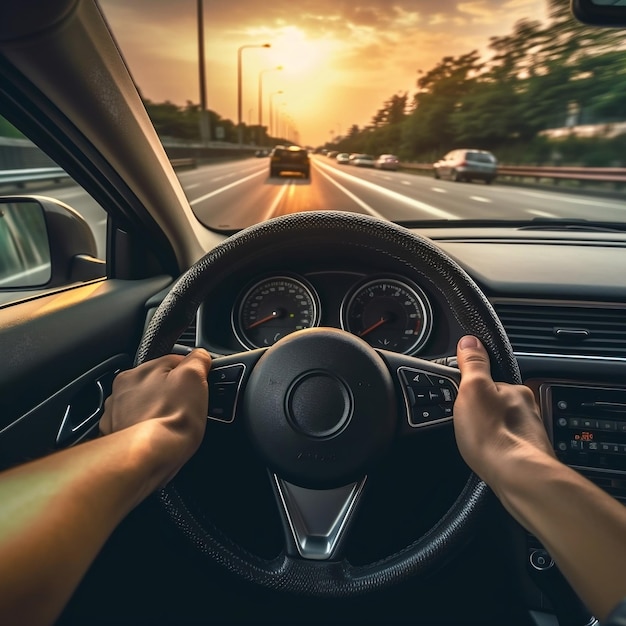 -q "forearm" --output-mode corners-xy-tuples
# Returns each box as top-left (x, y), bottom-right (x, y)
(0, 421), (170, 626)
(492, 450), (626, 621)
